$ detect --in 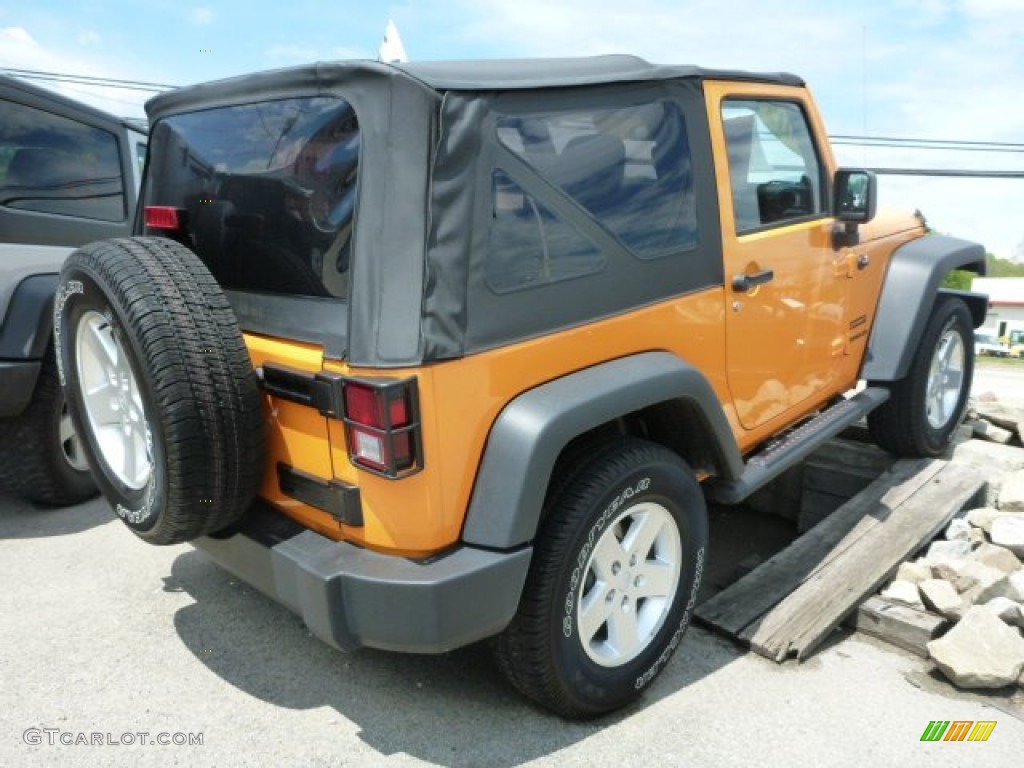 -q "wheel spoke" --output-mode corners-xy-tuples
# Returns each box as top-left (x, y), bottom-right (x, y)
(578, 583), (615, 643)
(87, 318), (119, 369)
(590, 530), (629, 582)
(622, 509), (664, 562)
(634, 561), (675, 599)
(606, 605), (642, 658)
(59, 410), (76, 444)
